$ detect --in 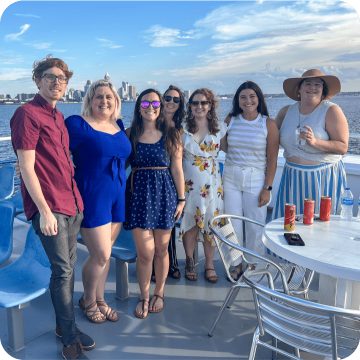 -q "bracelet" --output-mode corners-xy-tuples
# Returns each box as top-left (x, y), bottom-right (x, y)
(177, 198), (186, 202)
